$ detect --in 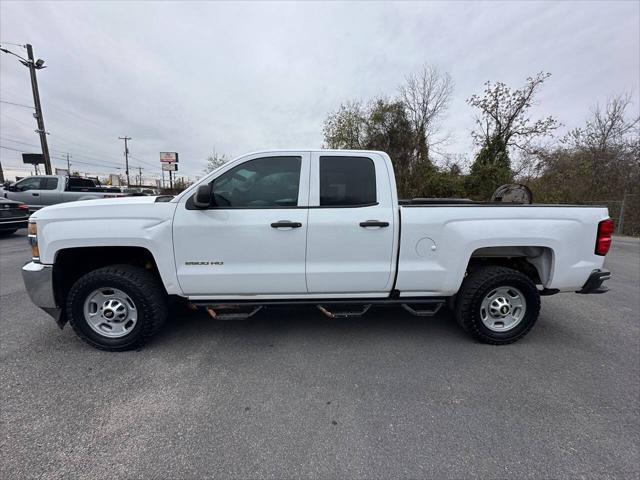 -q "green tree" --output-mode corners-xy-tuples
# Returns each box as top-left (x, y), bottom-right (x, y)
(323, 101), (367, 150)
(323, 64), (454, 199)
(364, 99), (416, 196)
(324, 98), (422, 198)
(465, 137), (513, 199)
